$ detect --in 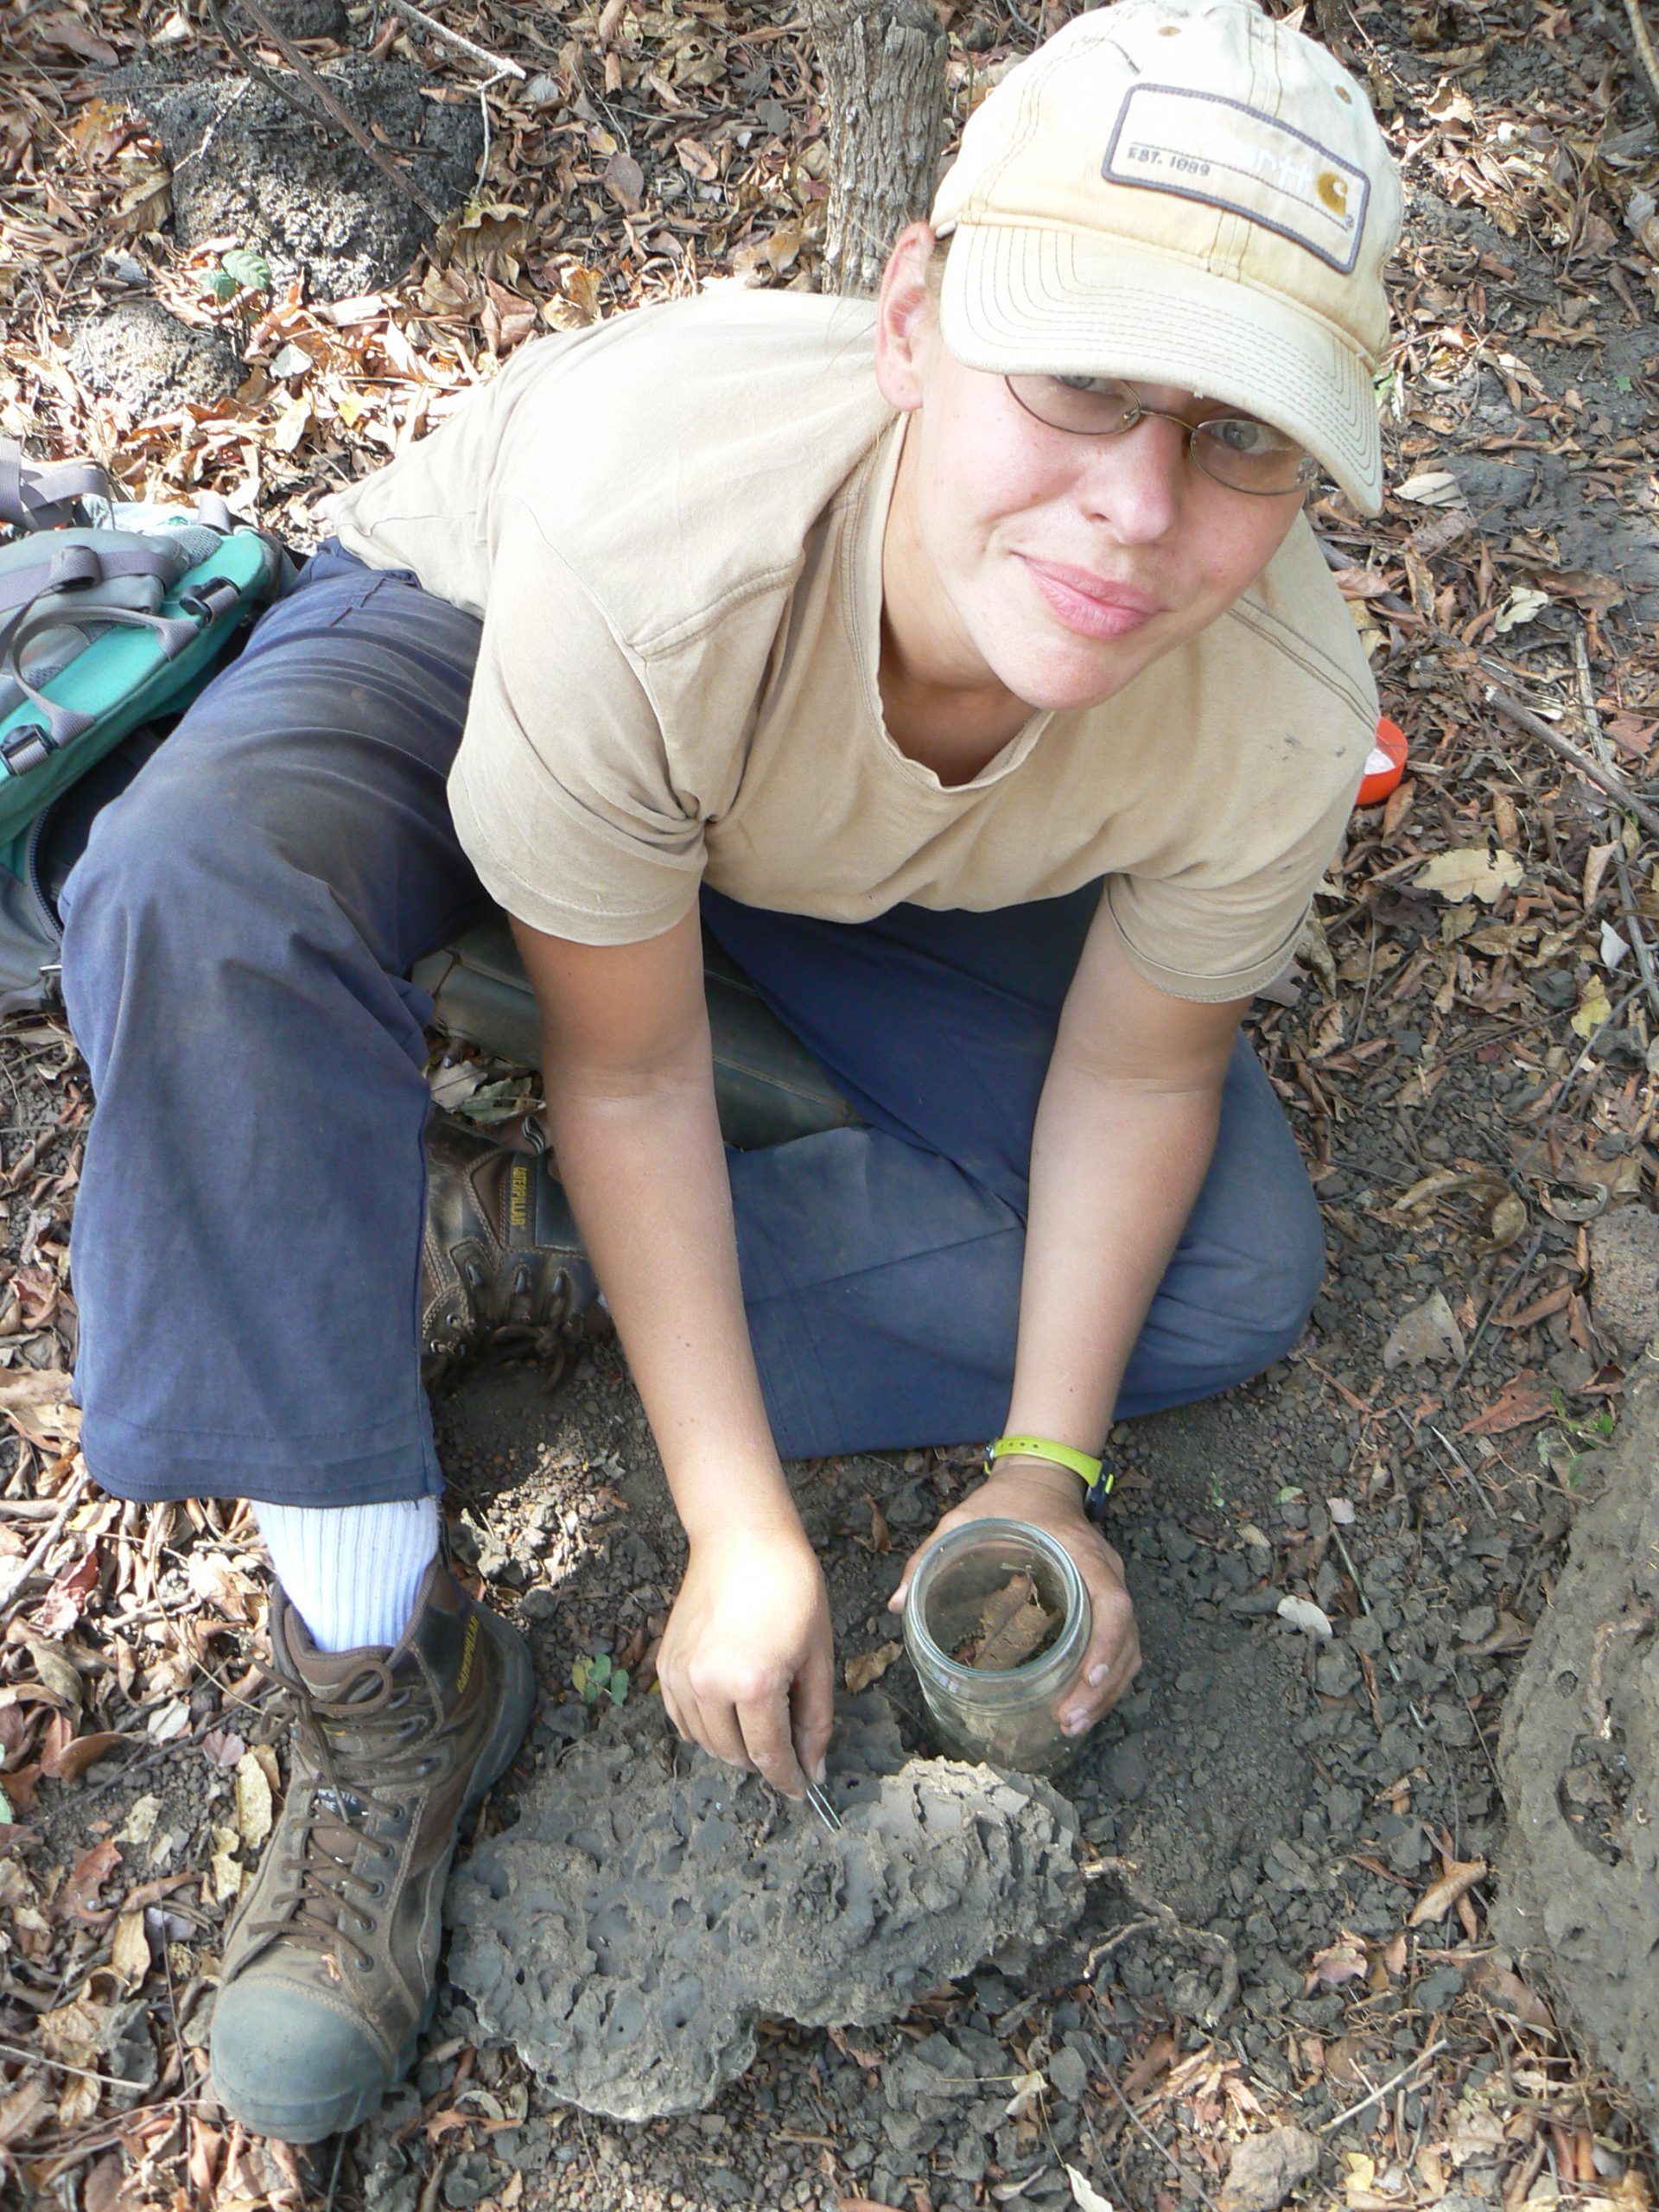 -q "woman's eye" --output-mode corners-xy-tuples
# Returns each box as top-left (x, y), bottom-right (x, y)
(1210, 416), (1277, 454)
(1053, 374), (1125, 399)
